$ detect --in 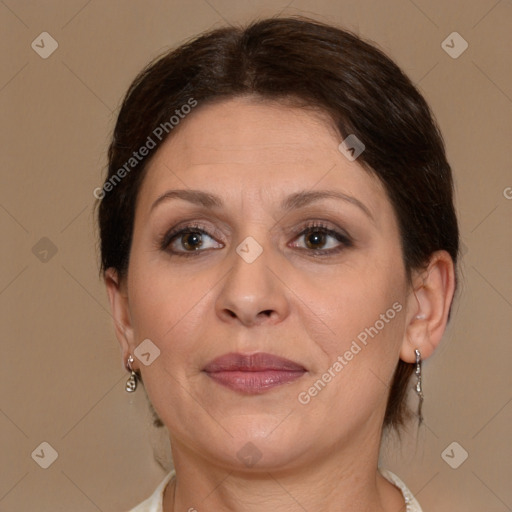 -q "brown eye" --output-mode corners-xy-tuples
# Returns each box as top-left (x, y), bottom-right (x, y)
(290, 223), (353, 255)
(304, 230), (327, 249)
(160, 224), (224, 256)
(181, 231), (203, 250)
